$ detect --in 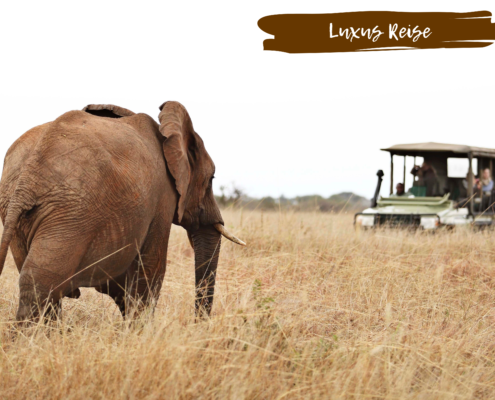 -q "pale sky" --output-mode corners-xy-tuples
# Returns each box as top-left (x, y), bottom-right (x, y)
(1, 1), (494, 199)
